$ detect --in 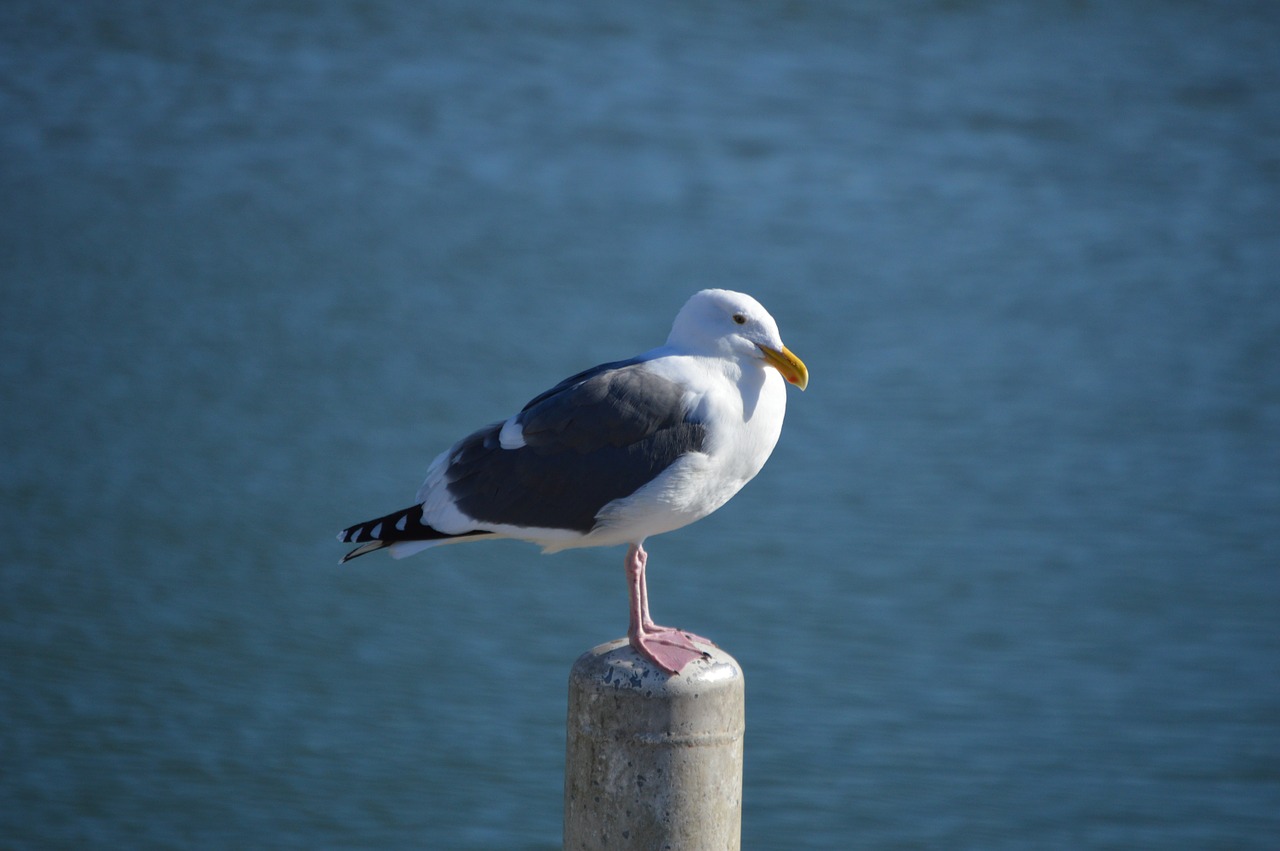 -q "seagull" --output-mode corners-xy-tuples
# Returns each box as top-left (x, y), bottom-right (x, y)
(338, 289), (808, 674)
